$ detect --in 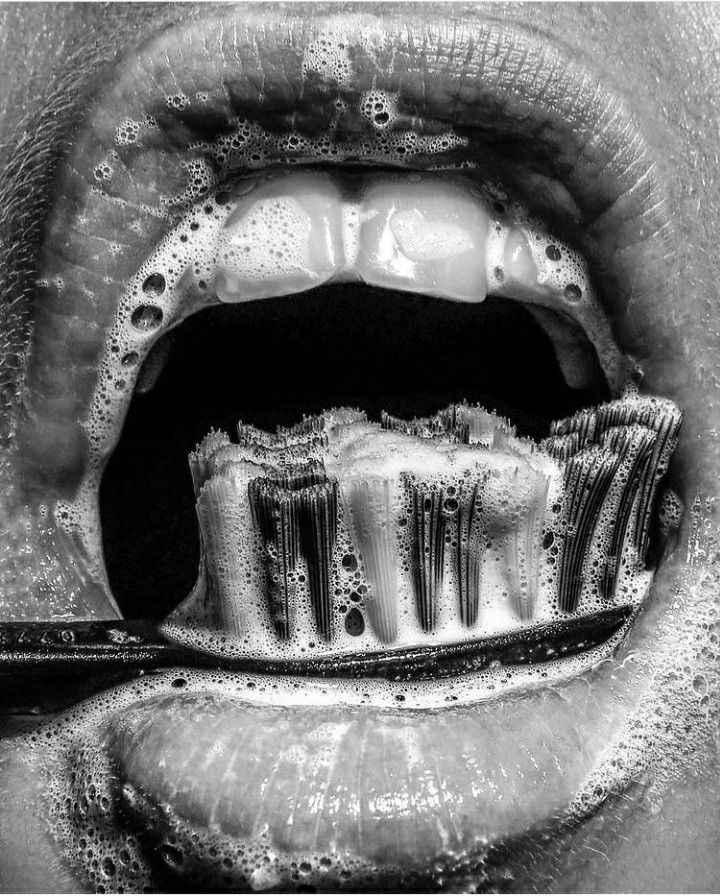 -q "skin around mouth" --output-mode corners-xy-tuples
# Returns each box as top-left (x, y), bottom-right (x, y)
(1, 2), (720, 893)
